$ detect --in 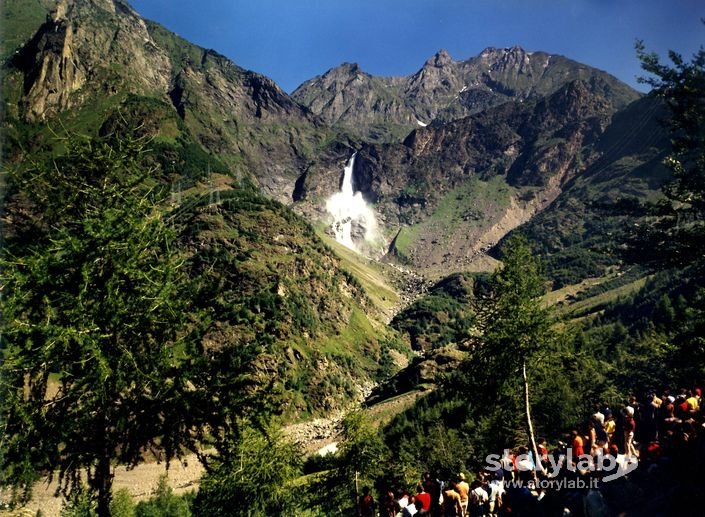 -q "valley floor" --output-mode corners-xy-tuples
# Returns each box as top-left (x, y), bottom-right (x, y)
(1, 457), (203, 517)
(1, 387), (430, 517)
